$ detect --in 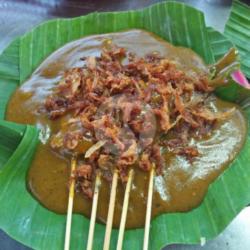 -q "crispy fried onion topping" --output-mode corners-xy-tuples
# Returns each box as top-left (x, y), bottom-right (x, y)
(44, 44), (234, 198)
